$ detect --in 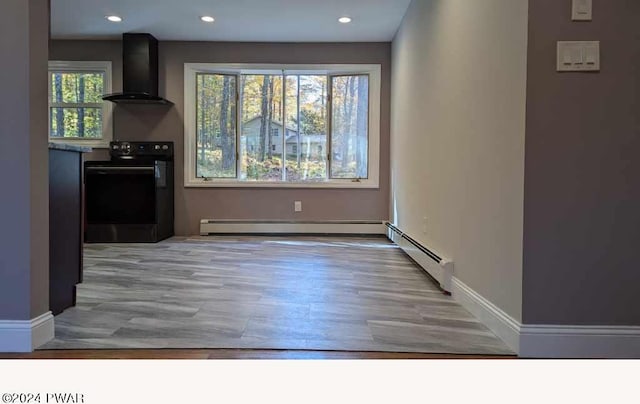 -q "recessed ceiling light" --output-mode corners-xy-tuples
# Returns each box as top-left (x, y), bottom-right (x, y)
(338, 17), (352, 24)
(201, 16), (215, 23)
(105, 15), (122, 23)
